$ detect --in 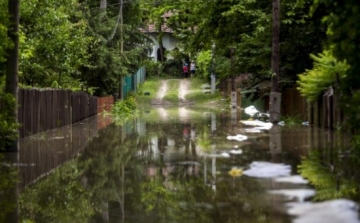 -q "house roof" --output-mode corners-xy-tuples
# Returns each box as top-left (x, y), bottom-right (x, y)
(141, 24), (173, 33)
